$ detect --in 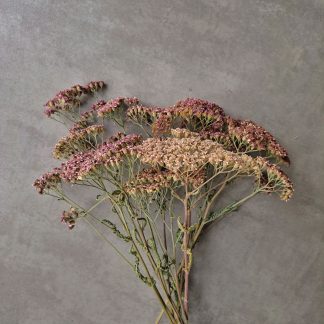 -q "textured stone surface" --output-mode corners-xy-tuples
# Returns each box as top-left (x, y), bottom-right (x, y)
(1, 0), (324, 323)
